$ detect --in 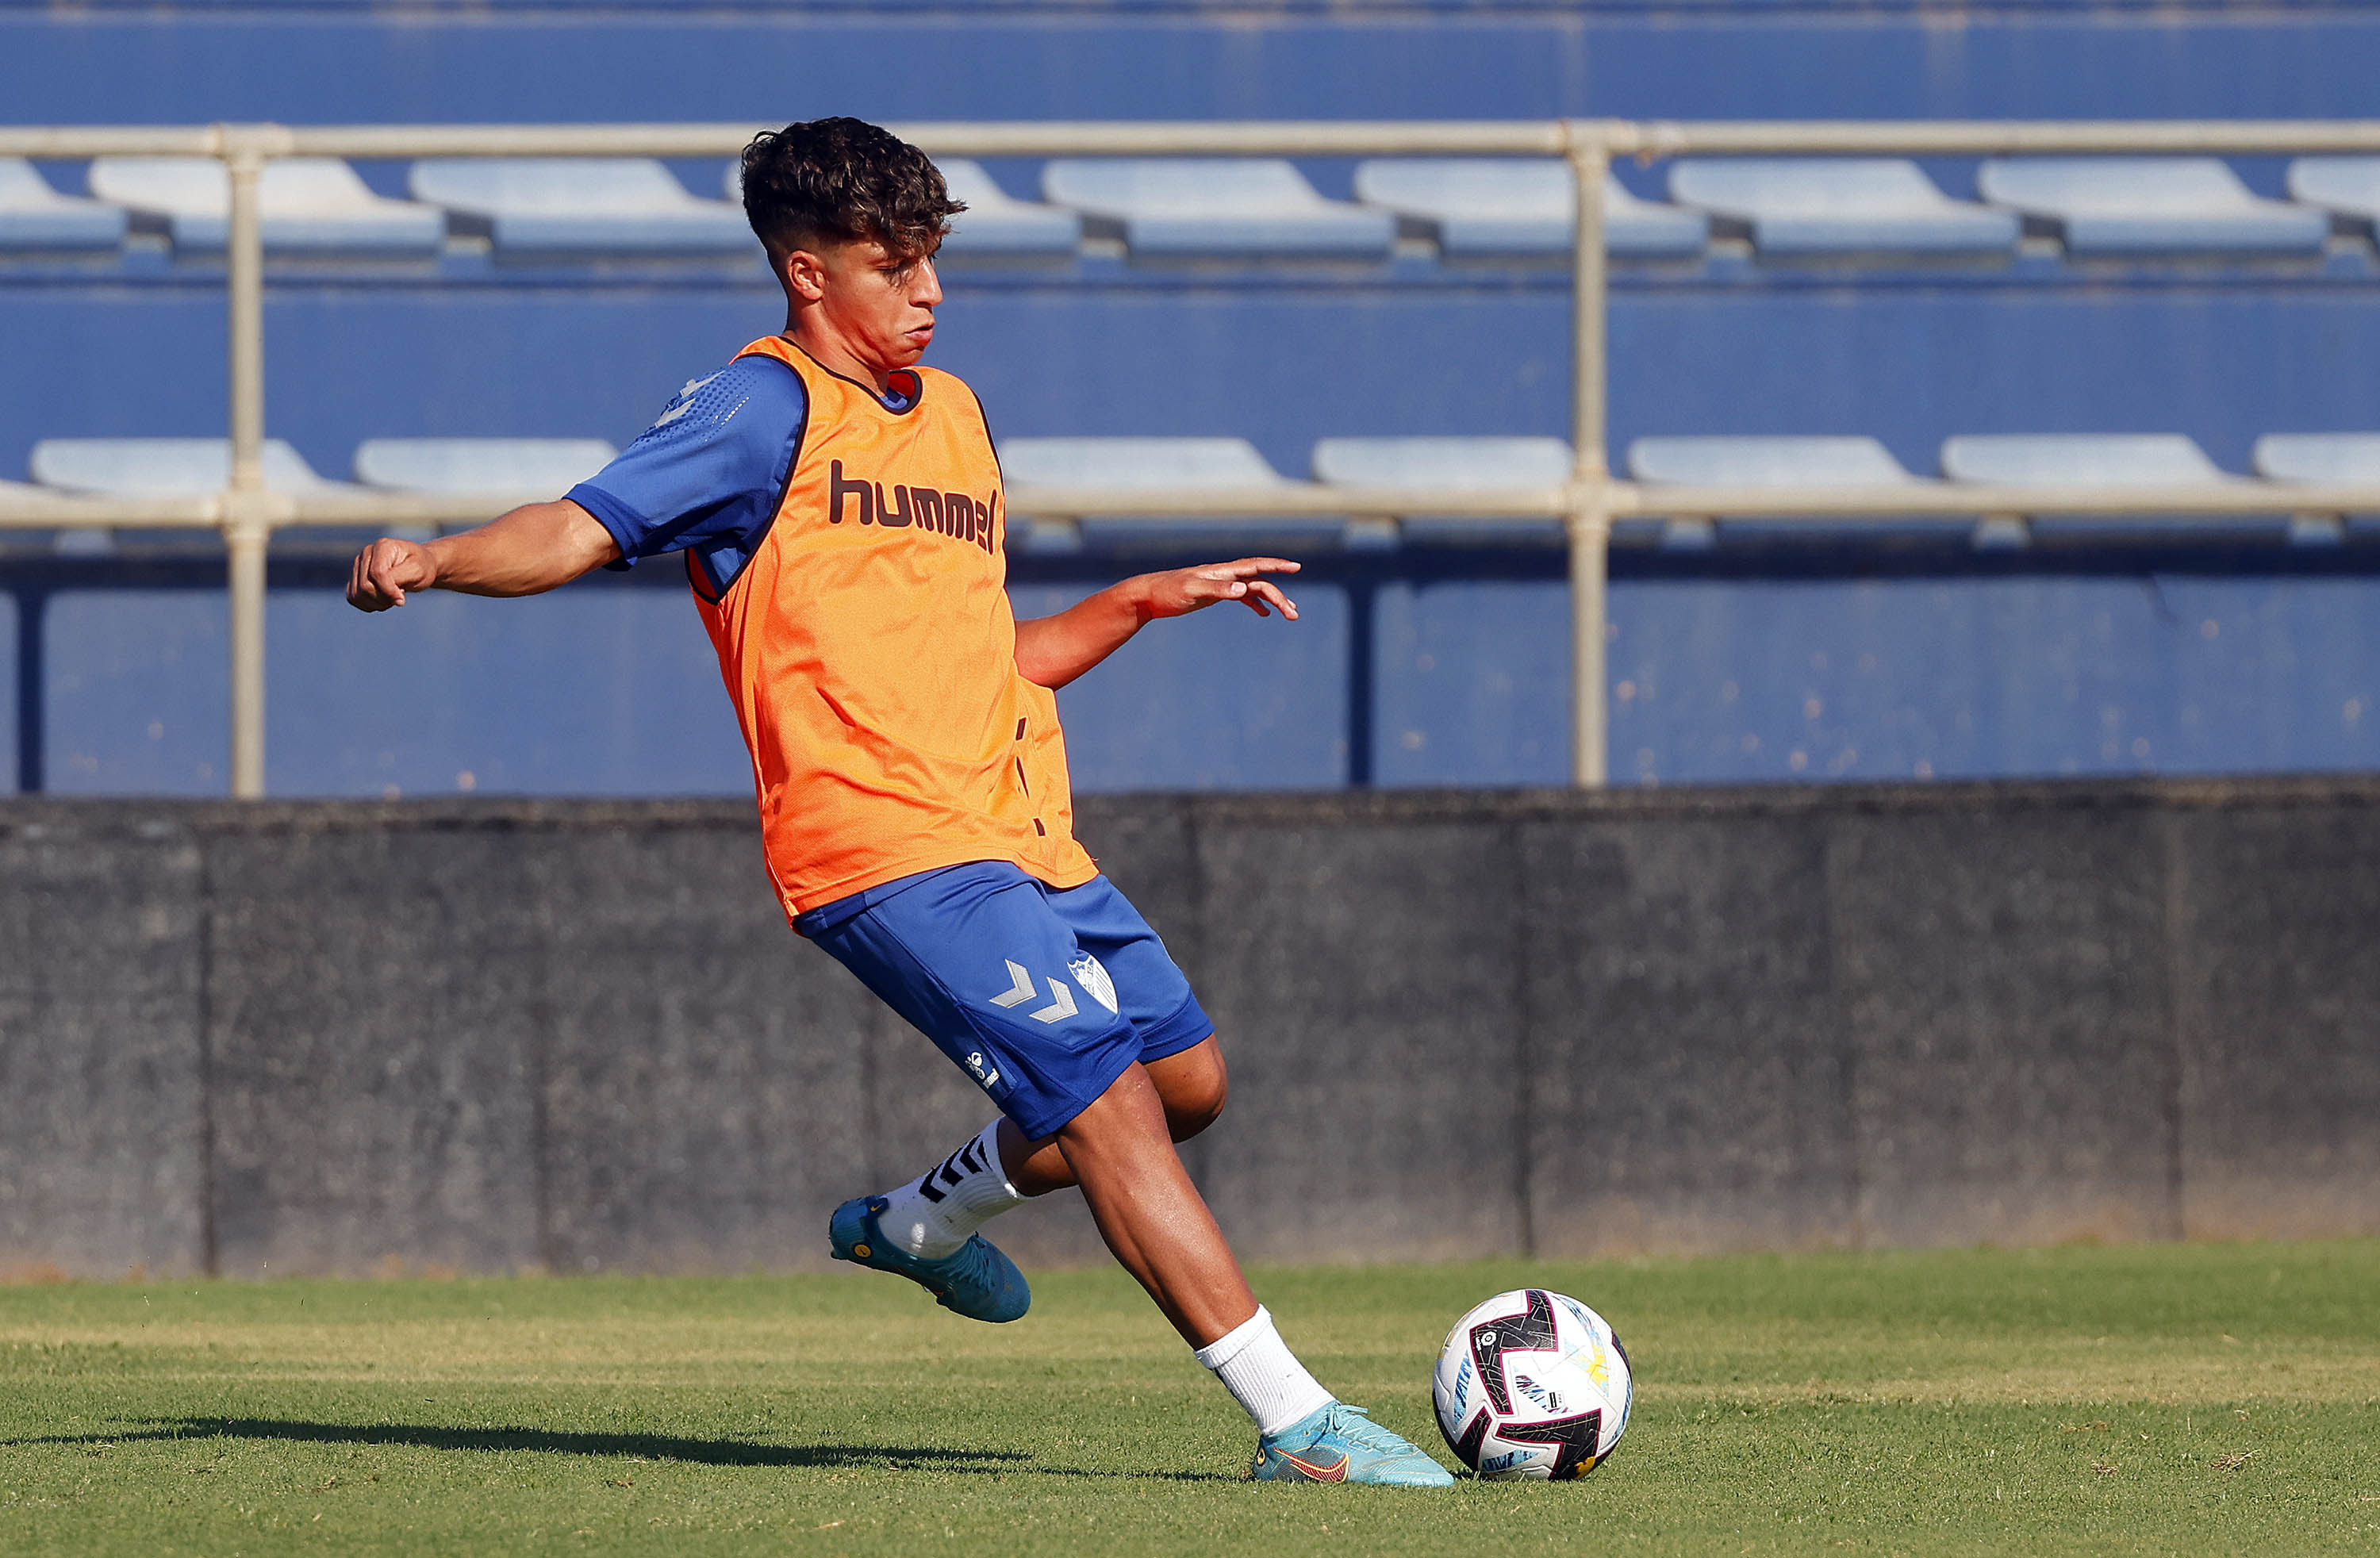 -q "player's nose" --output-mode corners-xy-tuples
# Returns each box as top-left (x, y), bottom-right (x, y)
(915, 256), (943, 307)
